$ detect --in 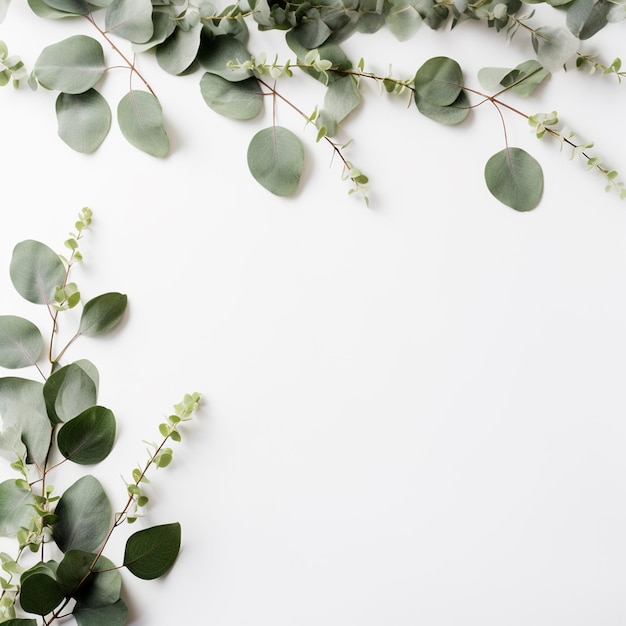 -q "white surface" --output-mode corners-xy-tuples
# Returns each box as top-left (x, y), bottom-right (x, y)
(2, 5), (626, 625)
